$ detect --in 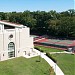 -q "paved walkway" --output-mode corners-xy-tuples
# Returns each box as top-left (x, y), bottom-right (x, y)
(34, 49), (64, 75)
(23, 50), (39, 58)
(49, 51), (73, 54)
